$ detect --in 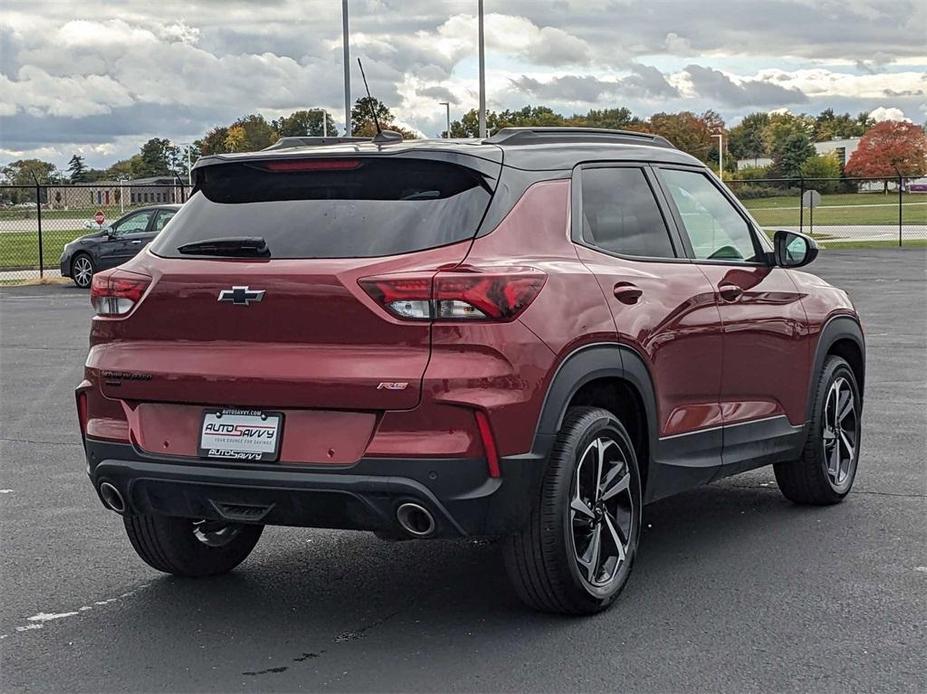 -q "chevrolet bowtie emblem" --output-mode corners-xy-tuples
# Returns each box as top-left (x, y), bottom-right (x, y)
(217, 286), (265, 306)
